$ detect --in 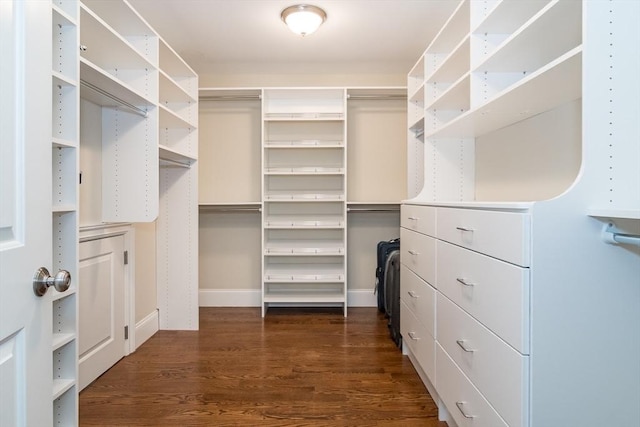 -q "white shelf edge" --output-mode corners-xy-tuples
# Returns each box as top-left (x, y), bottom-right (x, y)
(52, 137), (77, 149)
(263, 295), (346, 303)
(425, 35), (470, 84)
(159, 70), (197, 103)
(52, 379), (75, 400)
(587, 209), (640, 220)
(52, 71), (78, 88)
(52, 204), (77, 213)
(52, 333), (75, 351)
(51, 288), (77, 302)
(402, 199), (534, 212)
(159, 104), (196, 129)
(425, 71), (471, 112)
(52, 3), (77, 26)
(159, 144), (196, 164)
